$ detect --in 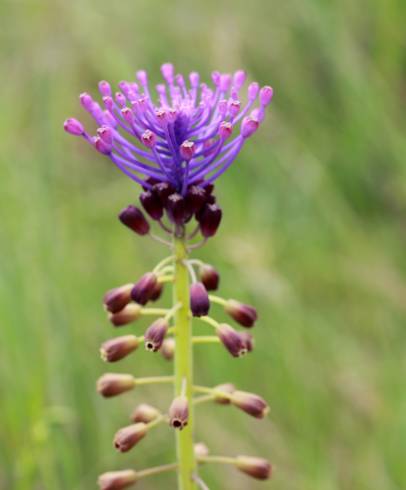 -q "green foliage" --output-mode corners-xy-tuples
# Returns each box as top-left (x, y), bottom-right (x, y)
(0, 0), (405, 488)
